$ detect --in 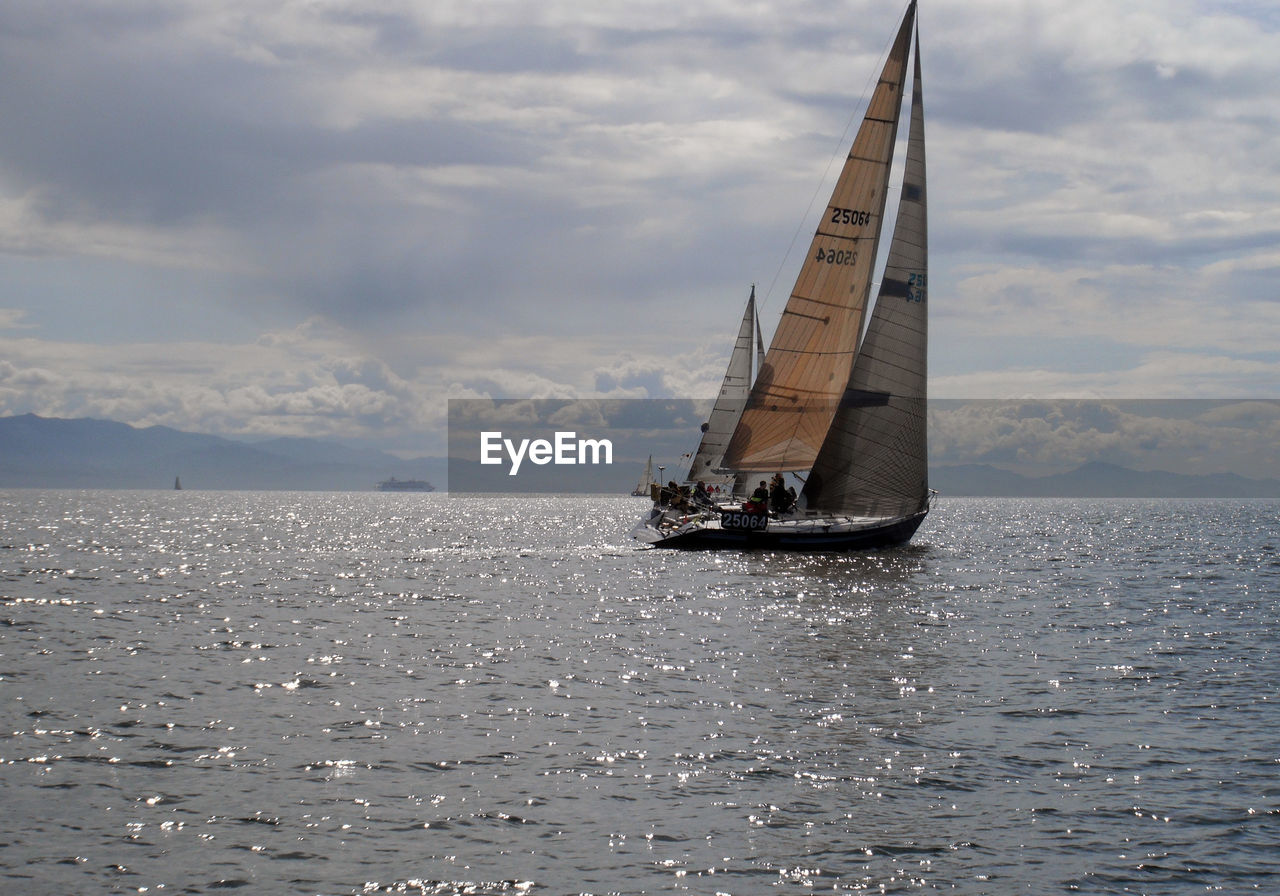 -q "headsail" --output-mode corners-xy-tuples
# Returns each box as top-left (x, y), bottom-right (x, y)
(803, 27), (929, 517)
(685, 287), (758, 486)
(722, 5), (915, 474)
